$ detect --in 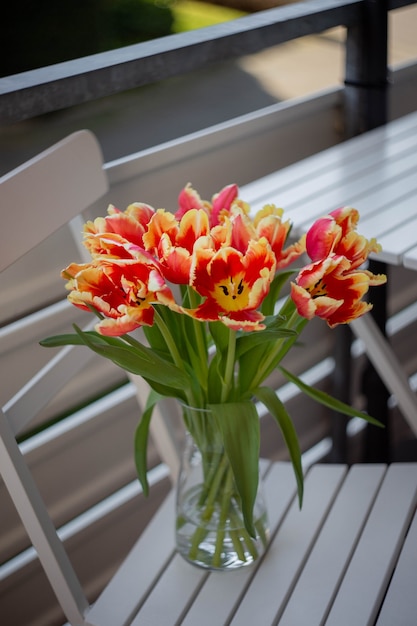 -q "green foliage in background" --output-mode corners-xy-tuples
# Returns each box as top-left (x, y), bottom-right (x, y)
(170, 0), (244, 32)
(1, 0), (244, 77)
